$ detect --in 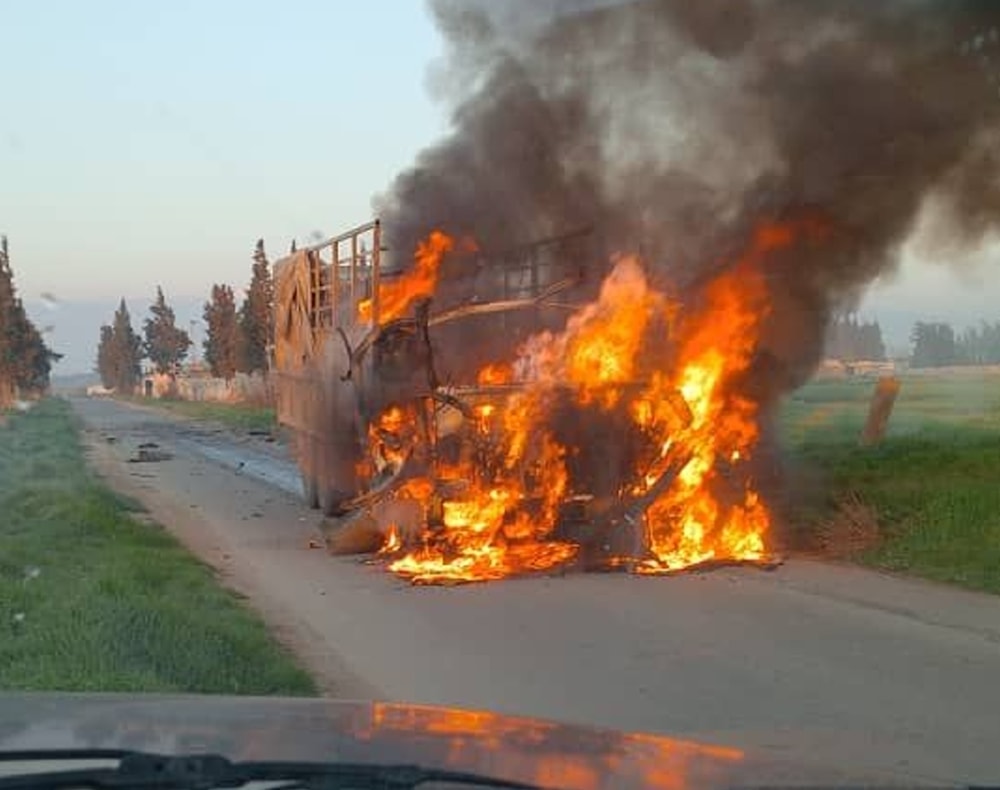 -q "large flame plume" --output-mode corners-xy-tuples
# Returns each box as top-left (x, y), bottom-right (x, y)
(357, 221), (825, 584)
(358, 230), (455, 324)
